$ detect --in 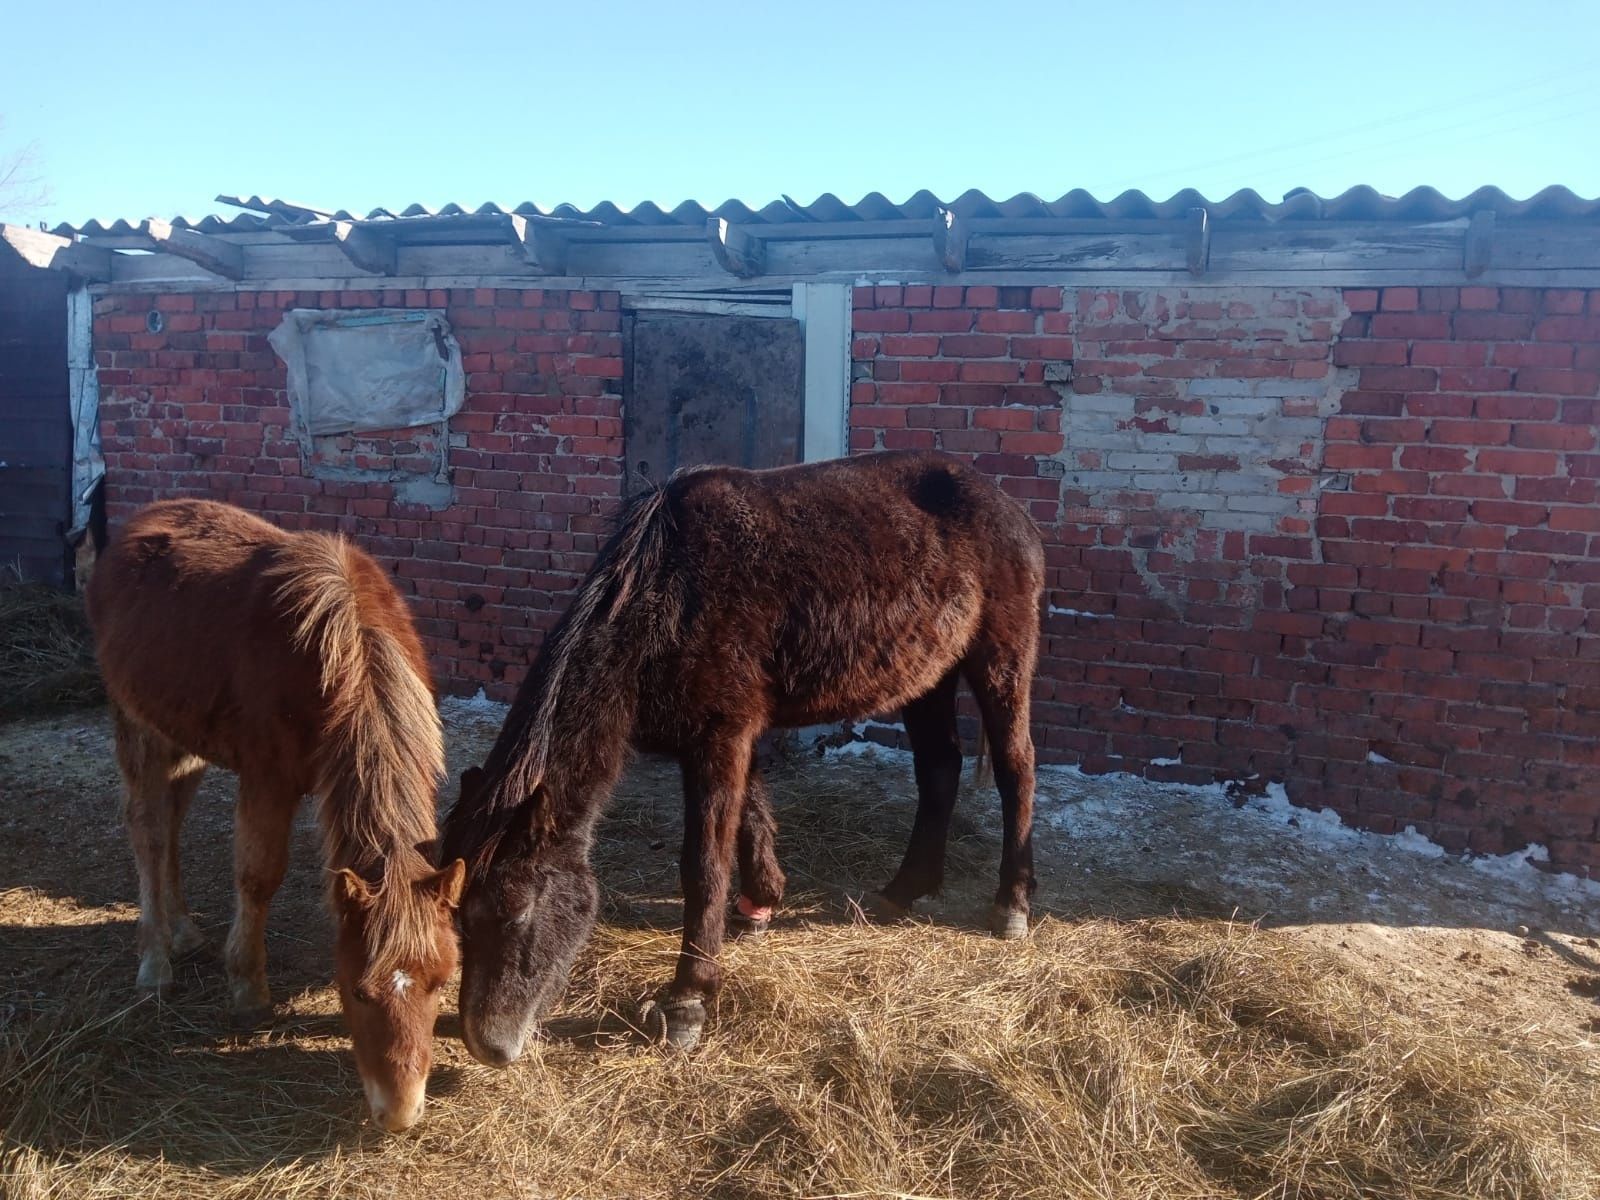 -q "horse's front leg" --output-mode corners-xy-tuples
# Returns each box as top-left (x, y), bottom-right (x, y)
(663, 734), (752, 1049)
